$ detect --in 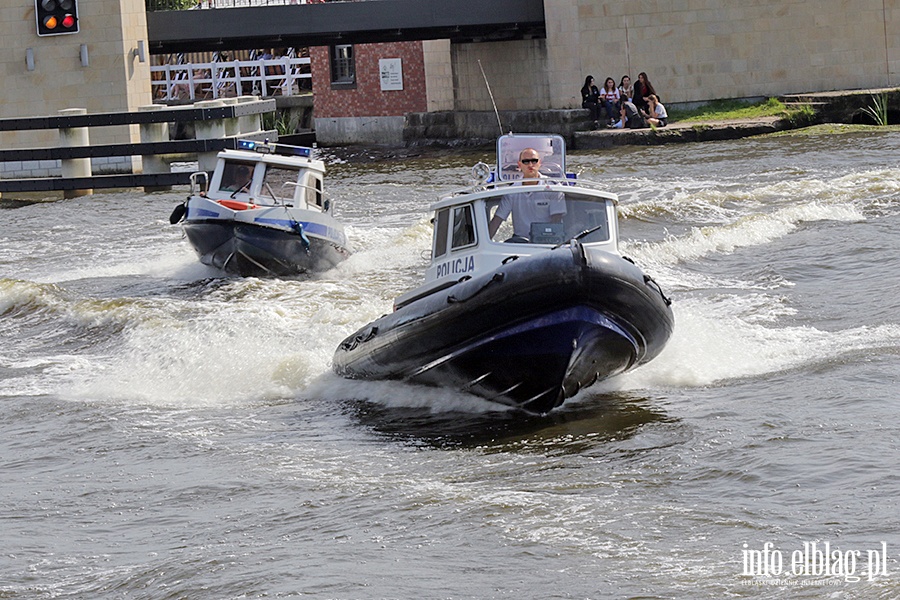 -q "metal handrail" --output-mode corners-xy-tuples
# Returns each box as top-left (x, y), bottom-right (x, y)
(147, 0), (308, 11)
